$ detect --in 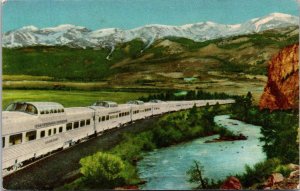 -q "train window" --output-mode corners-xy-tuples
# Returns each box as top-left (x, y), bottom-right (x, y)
(61, 109), (64, 113)
(2, 137), (5, 148)
(41, 111), (45, 114)
(14, 103), (26, 111)
(66, 123), (72, 131)
(26, 130), (37, 141)
(45, 110), (49, 114)
(25, 104), (38, 114)
(99, 117), (101, 122)
(80, 120), (85, 127)
(53, 128), (57, 134)
(74, 122), (79, 129)
(6, 103), (38, 115)
(110, 114), (118, 119)
(48, 129), (52, 136)
(102, 116), (106, 121)
(9, 133), (22, 146)
(86, 119), (90, 125)
(40, 131), (45, 138)
(59, 127), (63, 133)
(106, 115), (109, 120)
(54, 109), (57, 113)
(119, 113), (122, 117)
